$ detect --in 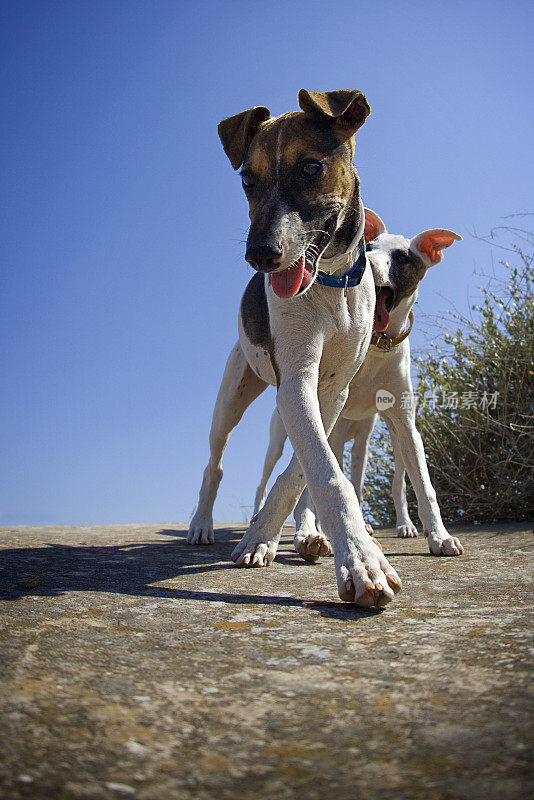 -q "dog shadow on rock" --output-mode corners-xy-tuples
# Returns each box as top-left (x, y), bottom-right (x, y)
(0, 527), (382, 621)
